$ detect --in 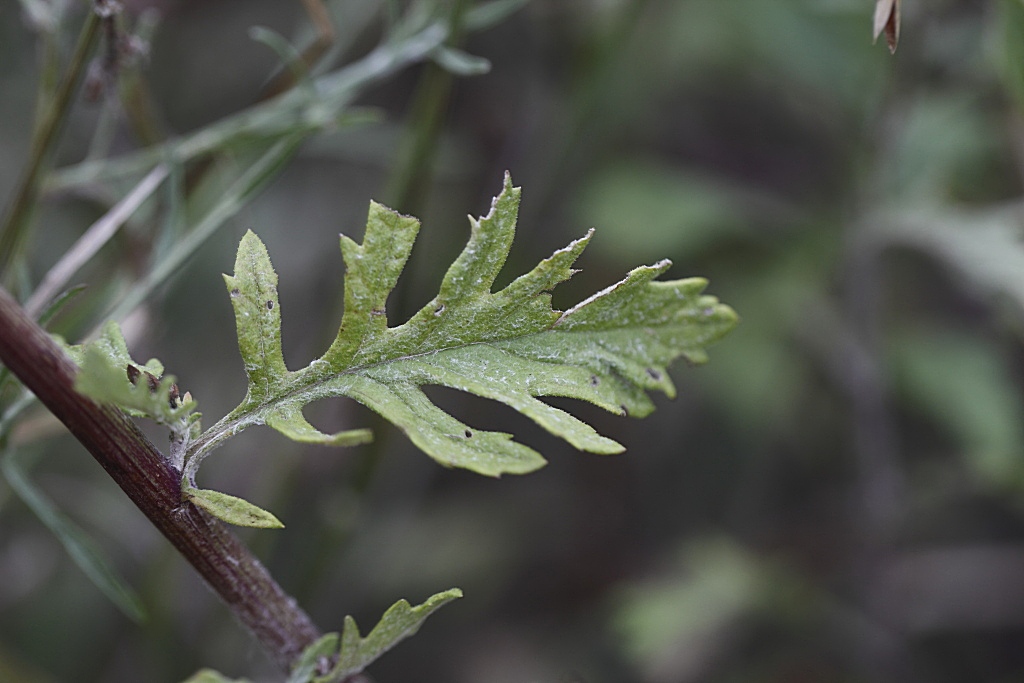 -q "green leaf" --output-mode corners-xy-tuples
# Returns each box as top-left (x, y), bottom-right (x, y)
(185, 487), (285, 529)
(47, 11), (455, 192)
(189, 173), (736, 481)
(430, 45), (491, 75)
(999, 0), (1024, 110)
(70, 321), (199, 429)
(179, 669), (250, 683)
(868, 203), (1024, 306)
(872, 0), (900, 53)
(36, 284), (87, 327)
(307, 589), (463, 683)
(287, 634), (341, 683)
(1, 450), (146, 622)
